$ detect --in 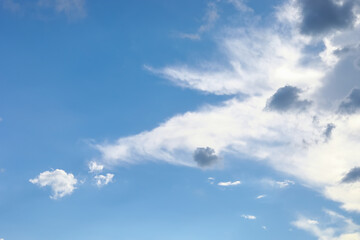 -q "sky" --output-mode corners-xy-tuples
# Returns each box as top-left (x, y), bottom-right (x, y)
(1, 0), (360, 239)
